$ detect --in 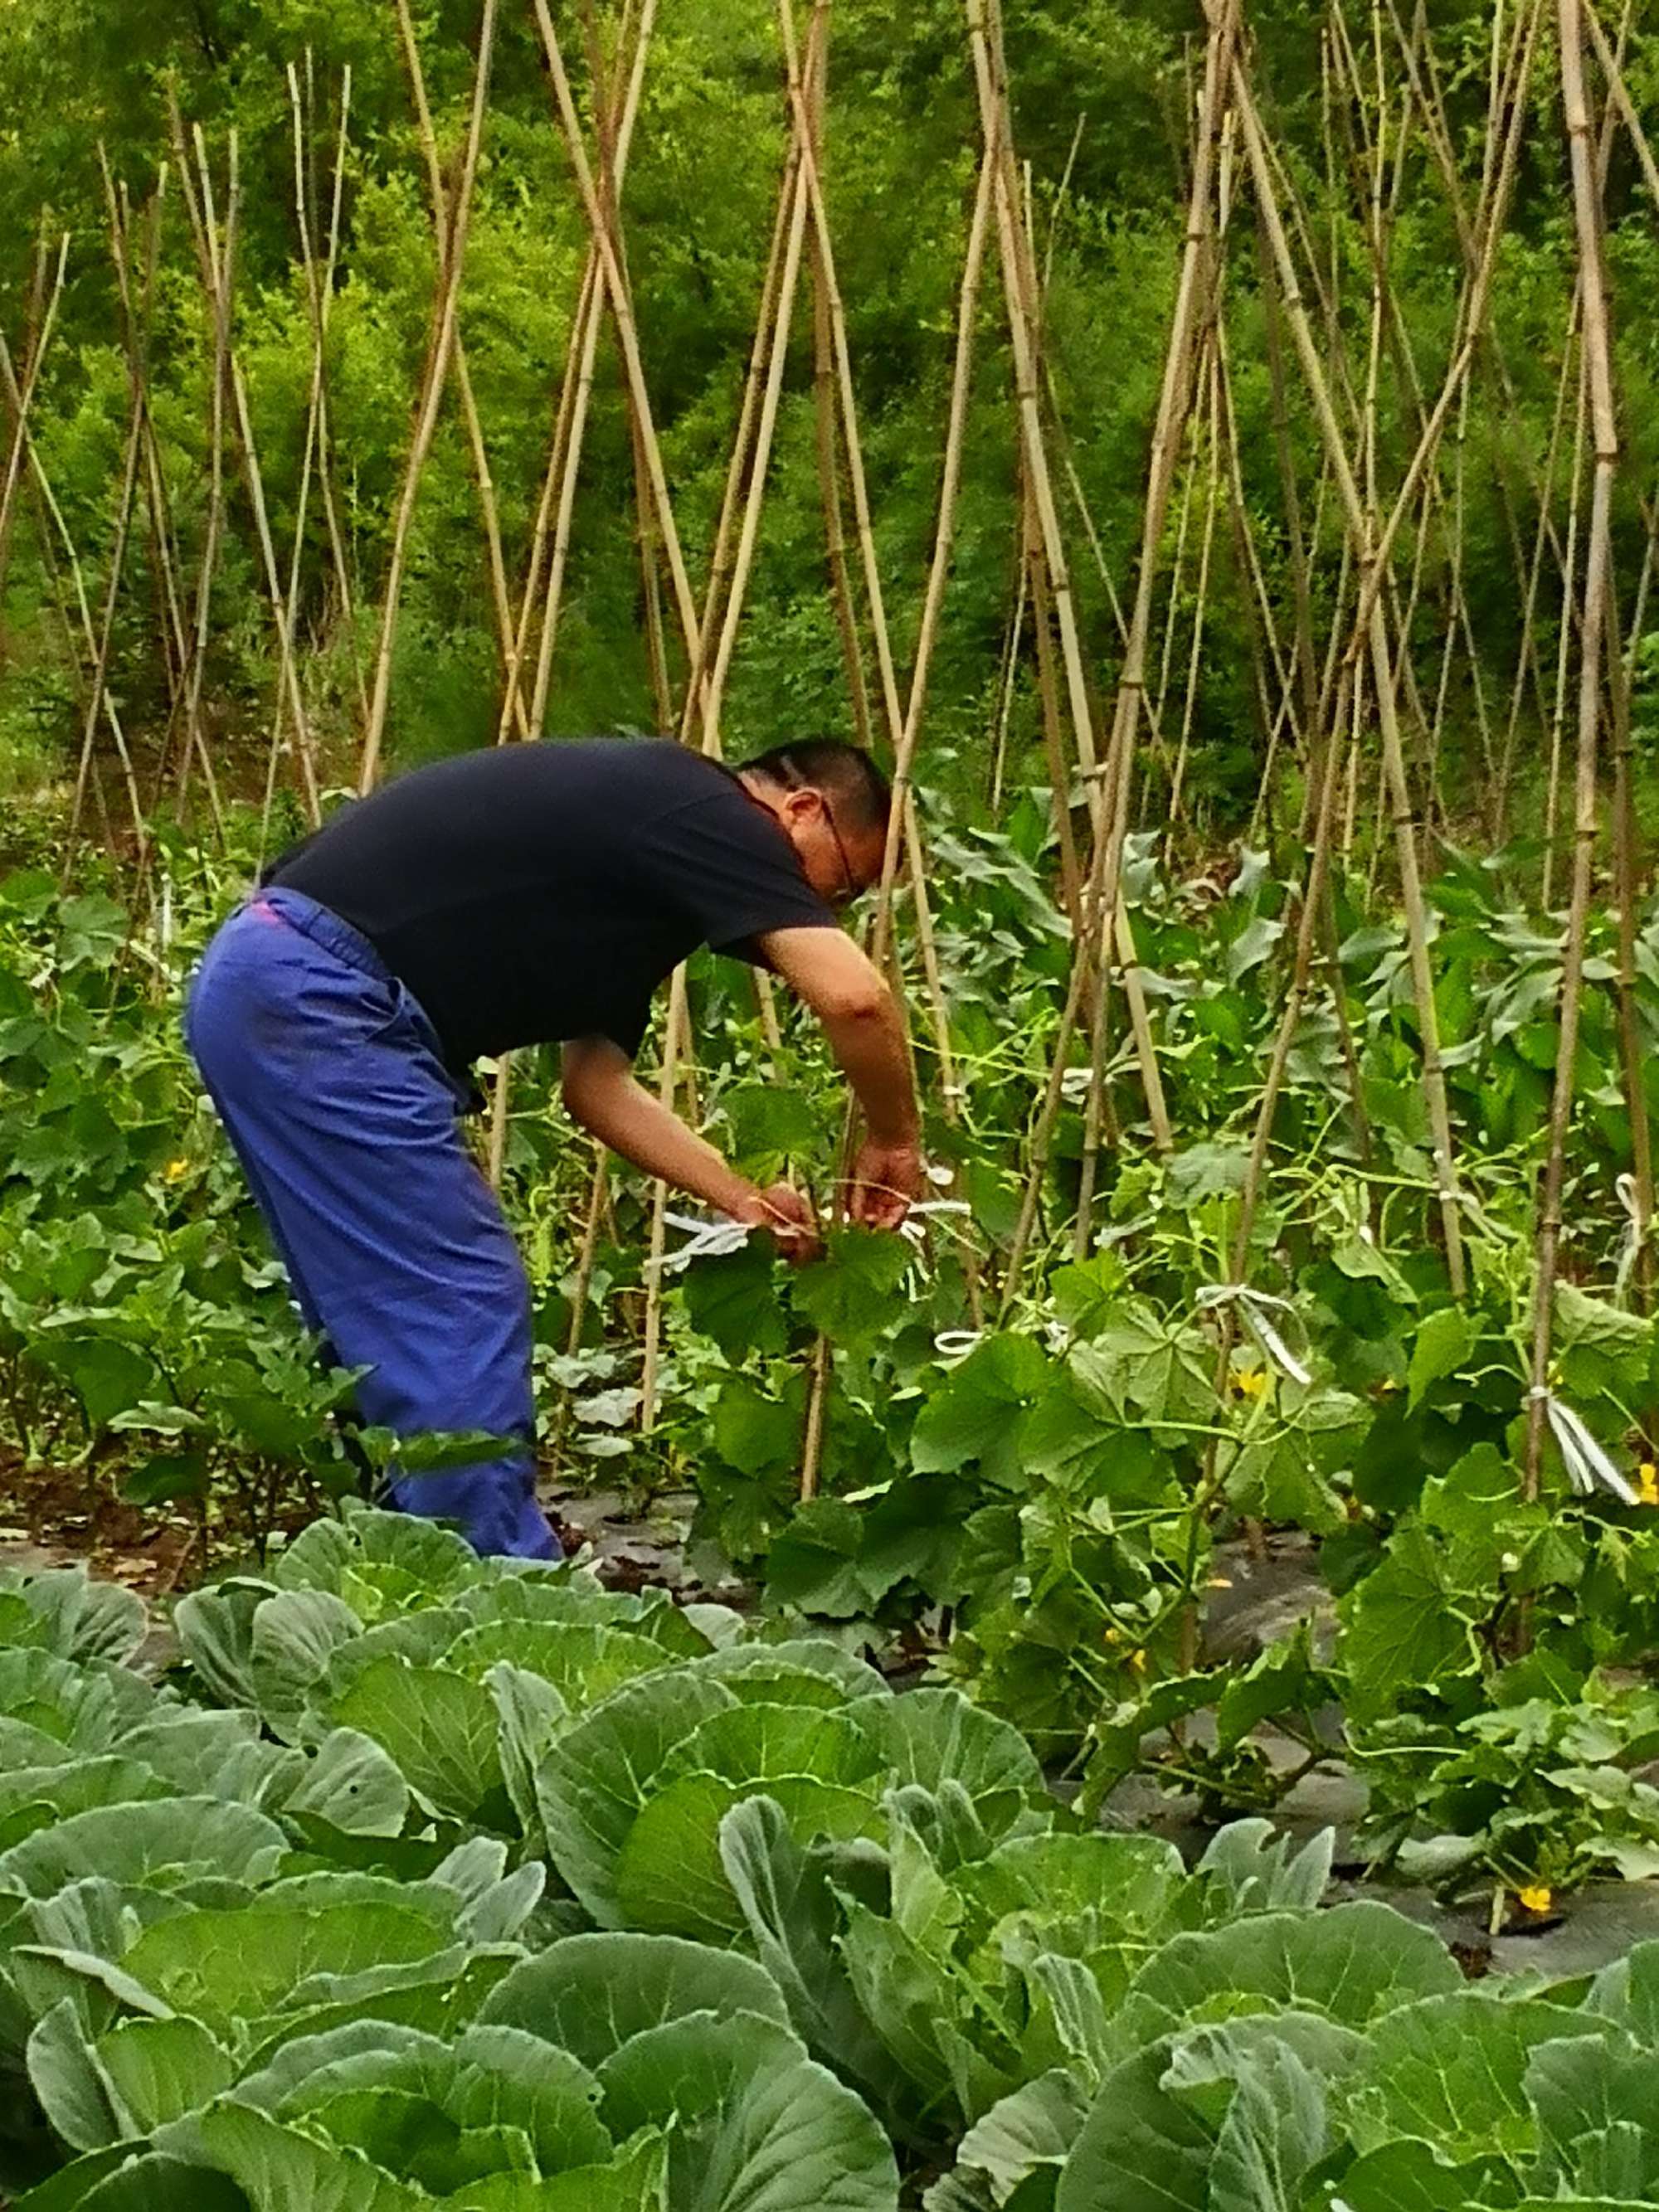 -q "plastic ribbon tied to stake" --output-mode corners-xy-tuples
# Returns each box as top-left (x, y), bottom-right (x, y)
(1615, 1172), (1652, 1305)
(1194, 1282), (1313, 1388)
(1529, 1385), (1638, 1507)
